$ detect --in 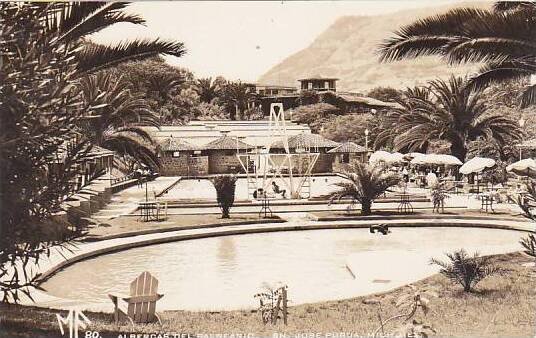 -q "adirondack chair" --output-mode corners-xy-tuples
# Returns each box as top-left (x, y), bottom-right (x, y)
(108, 271), (164, 324)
